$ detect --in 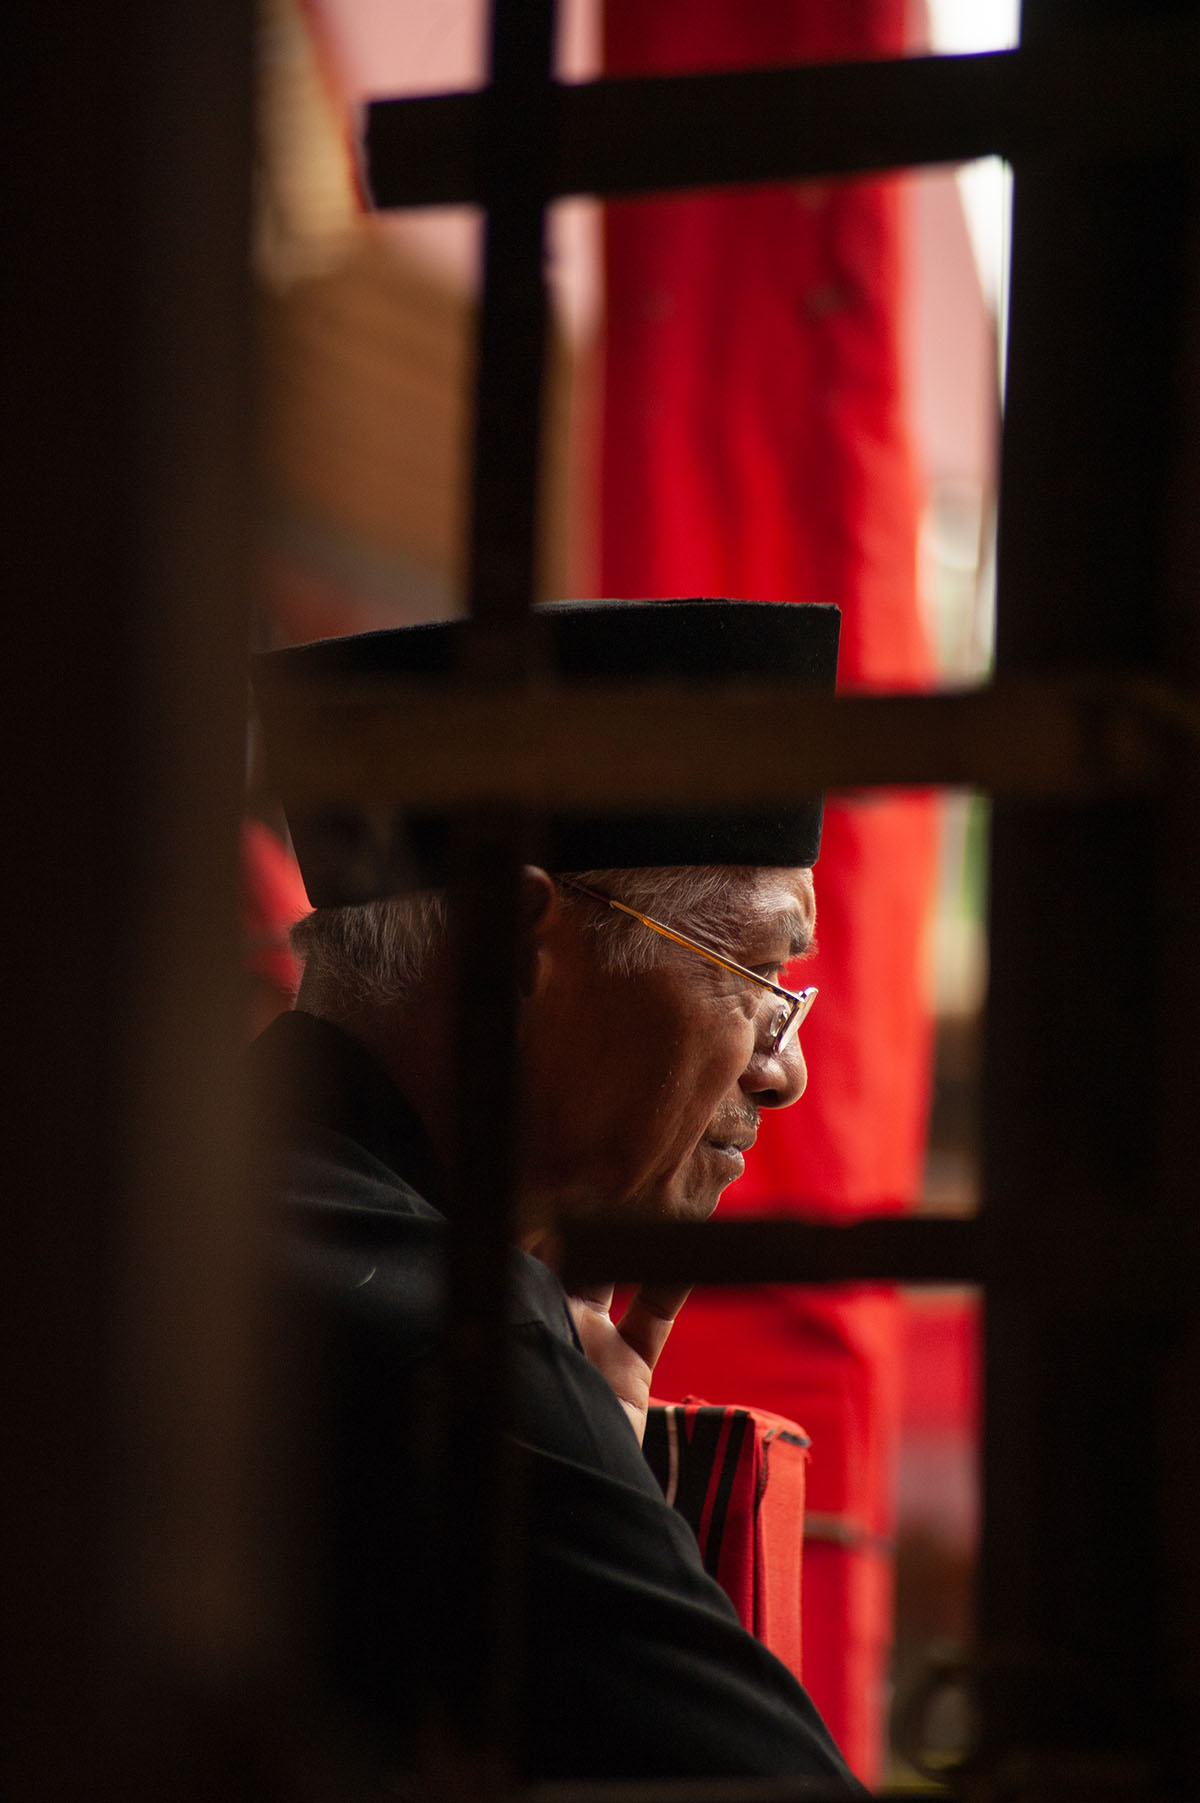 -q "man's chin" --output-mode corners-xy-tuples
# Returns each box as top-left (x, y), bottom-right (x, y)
(564, 1147), (745, 1226)
(668, 1145), (747, 1223)
(698, 1137), (747, 1192)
